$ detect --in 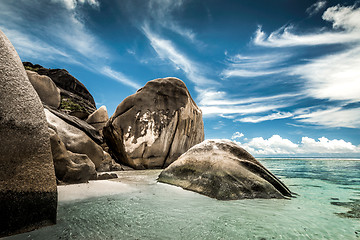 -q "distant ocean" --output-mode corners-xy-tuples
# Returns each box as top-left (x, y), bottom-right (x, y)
(5, 158), (360, 240)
